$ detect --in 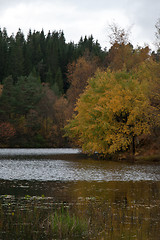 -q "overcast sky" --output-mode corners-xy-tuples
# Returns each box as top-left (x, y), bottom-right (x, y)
(0, 0), (159, 50)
